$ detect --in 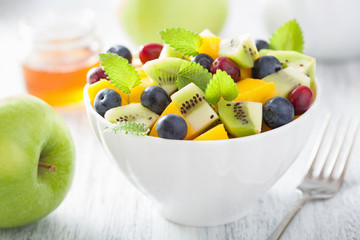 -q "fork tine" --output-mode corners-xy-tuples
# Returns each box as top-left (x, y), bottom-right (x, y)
(330, 117), (360, 183)
(305, 114), (331, 179)
(318, 117), (343, 179)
